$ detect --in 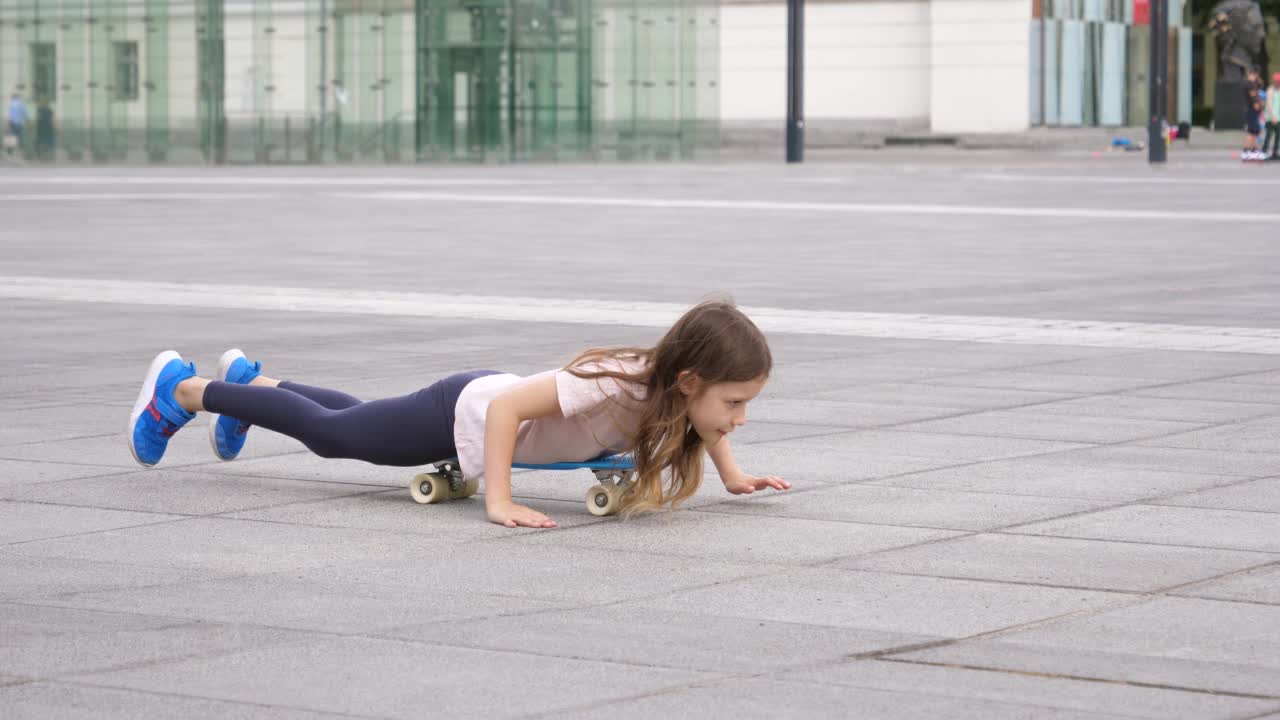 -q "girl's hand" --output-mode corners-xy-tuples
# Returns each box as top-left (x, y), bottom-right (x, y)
(486, 500), (558, 529)
(722, 471), (791, 495)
